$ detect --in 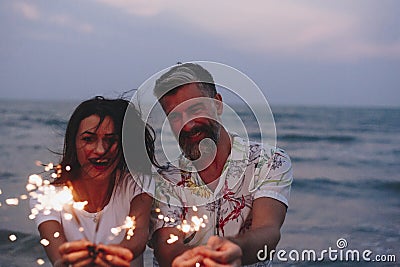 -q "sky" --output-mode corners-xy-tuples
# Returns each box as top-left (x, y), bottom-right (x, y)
(1, 0), (399, 106)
